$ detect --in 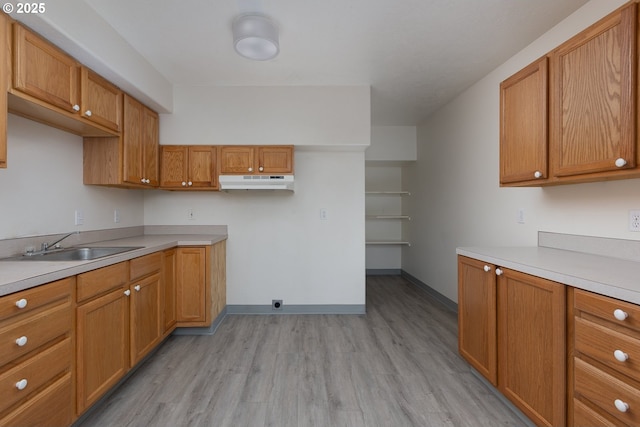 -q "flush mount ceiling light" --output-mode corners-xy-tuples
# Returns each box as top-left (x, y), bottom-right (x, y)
(232, 14), (279, 61)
